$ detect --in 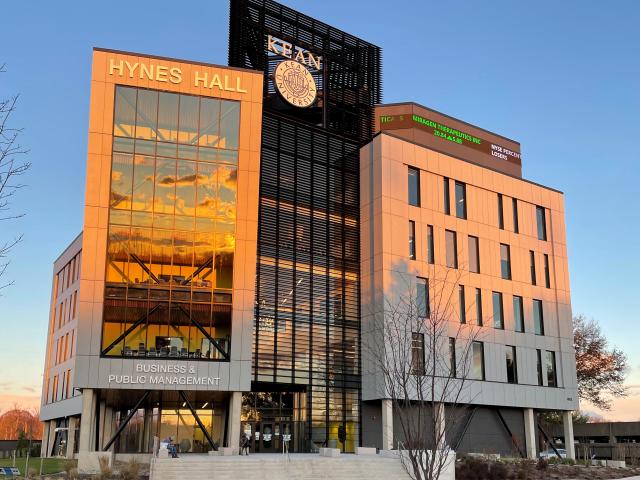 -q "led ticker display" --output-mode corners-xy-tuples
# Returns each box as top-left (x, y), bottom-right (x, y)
(380, 113), (520, 163)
